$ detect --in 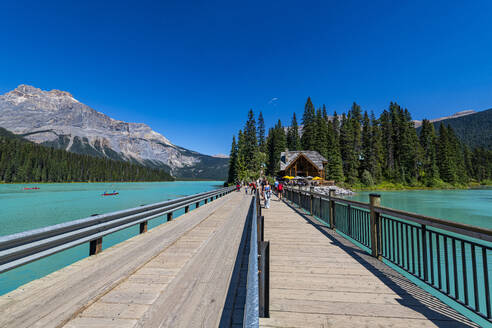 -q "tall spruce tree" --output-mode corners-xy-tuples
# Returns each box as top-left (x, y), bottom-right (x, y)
(369, 112), (383, 183)
(301, 97), (316, 150)
(360, 111), (373, 184)
(437, 123), (457, 183)
(287, 112), (301, 150)
(227, 136), (239, 183)
(419, 119), (439, 184)
(257, 111), (266, 153)
(243, 109), (260, 173)
(340, 113), (358, 183)
(266, 120), (287, 175)
(315, 108), (329, 158)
